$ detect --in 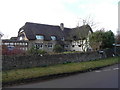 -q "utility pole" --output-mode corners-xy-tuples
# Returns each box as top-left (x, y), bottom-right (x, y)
(114, 38), (117, 56)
